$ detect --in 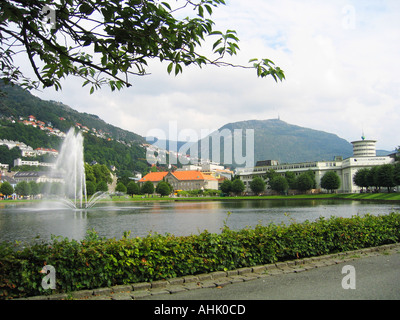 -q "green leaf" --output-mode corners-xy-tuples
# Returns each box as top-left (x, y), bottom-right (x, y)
(212, 38), (222, 50)
(210, 31), (223, 36)
(174, 63), (182, 76)
(161, 2), (172, 10)
(198, 6), (204, 18)
(79, 3), (94, 15)
(205, 5), (213, 16)
(167, 62), (174, 74)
